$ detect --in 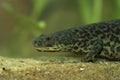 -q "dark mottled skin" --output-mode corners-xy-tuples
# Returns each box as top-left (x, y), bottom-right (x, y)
(33, 19), (120, 62)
